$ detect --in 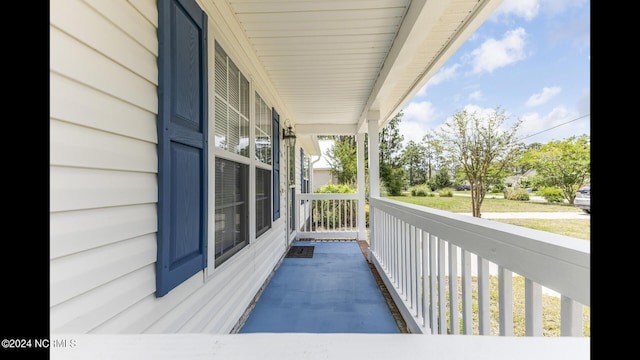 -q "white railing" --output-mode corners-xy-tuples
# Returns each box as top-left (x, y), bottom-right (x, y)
(297, 193), (360, 239)
(368, 196), (590, 337)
